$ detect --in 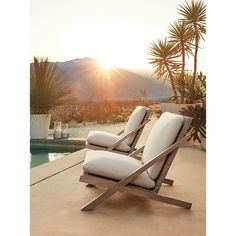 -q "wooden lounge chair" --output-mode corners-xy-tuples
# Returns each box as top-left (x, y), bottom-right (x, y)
(86, 106), (151, 155)
(80, 112), (192, 211)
